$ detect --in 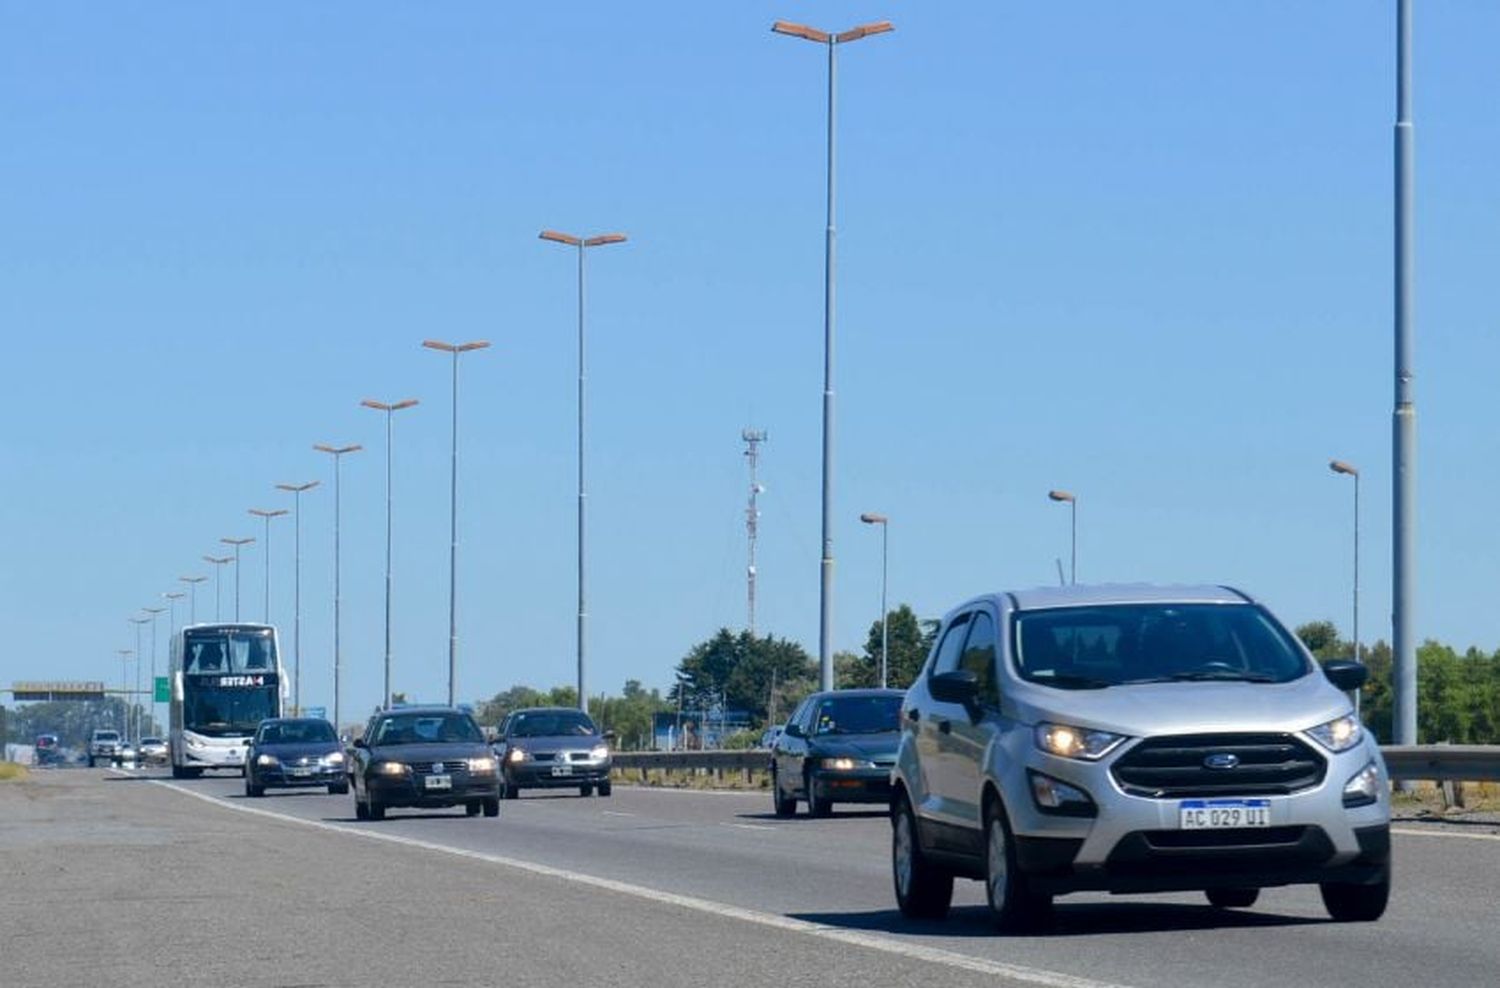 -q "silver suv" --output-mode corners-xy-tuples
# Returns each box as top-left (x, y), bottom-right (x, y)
(891, 585), (1390, 930)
